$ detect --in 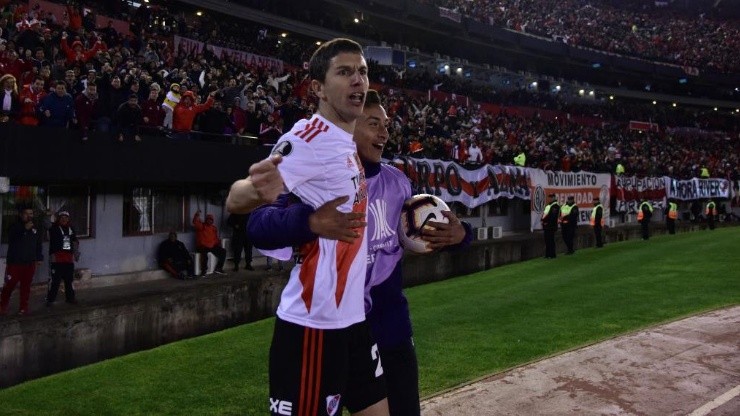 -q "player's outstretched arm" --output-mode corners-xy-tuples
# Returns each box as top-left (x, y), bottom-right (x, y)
(226, 154), (284, 214)
(421, 211), (472, 251)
